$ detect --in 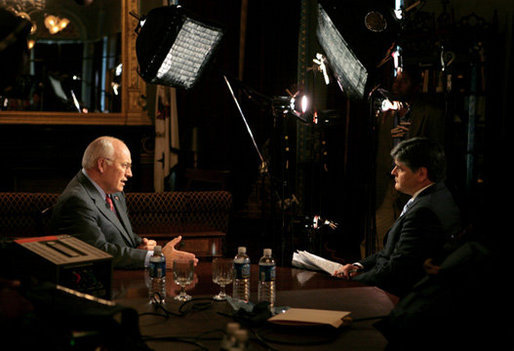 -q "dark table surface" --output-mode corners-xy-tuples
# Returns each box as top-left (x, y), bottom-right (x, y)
(112, 262), (397, 351)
